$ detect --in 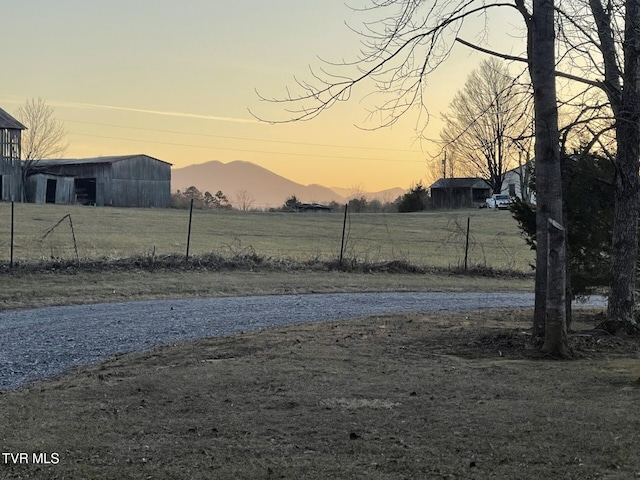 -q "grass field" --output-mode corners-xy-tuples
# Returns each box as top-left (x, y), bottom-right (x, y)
(0, 203), (533, 272)
(1, 309), (638, 480)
